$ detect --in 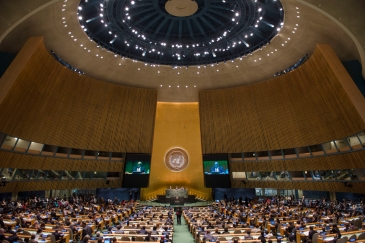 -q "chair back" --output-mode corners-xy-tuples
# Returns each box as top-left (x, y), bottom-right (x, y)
(312, 232), (319, 243)
(356, 219), (362, 228)
(232, 236), (240, 241)
(276, 223), (281, 234)
(49, 234), (56, 243)
(336, 237), (347, 243)
(121, 236), (131, 241)
(135, 236), (144, 241)
(349, 234), (357, 240)
(358, 233), (365, 240)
